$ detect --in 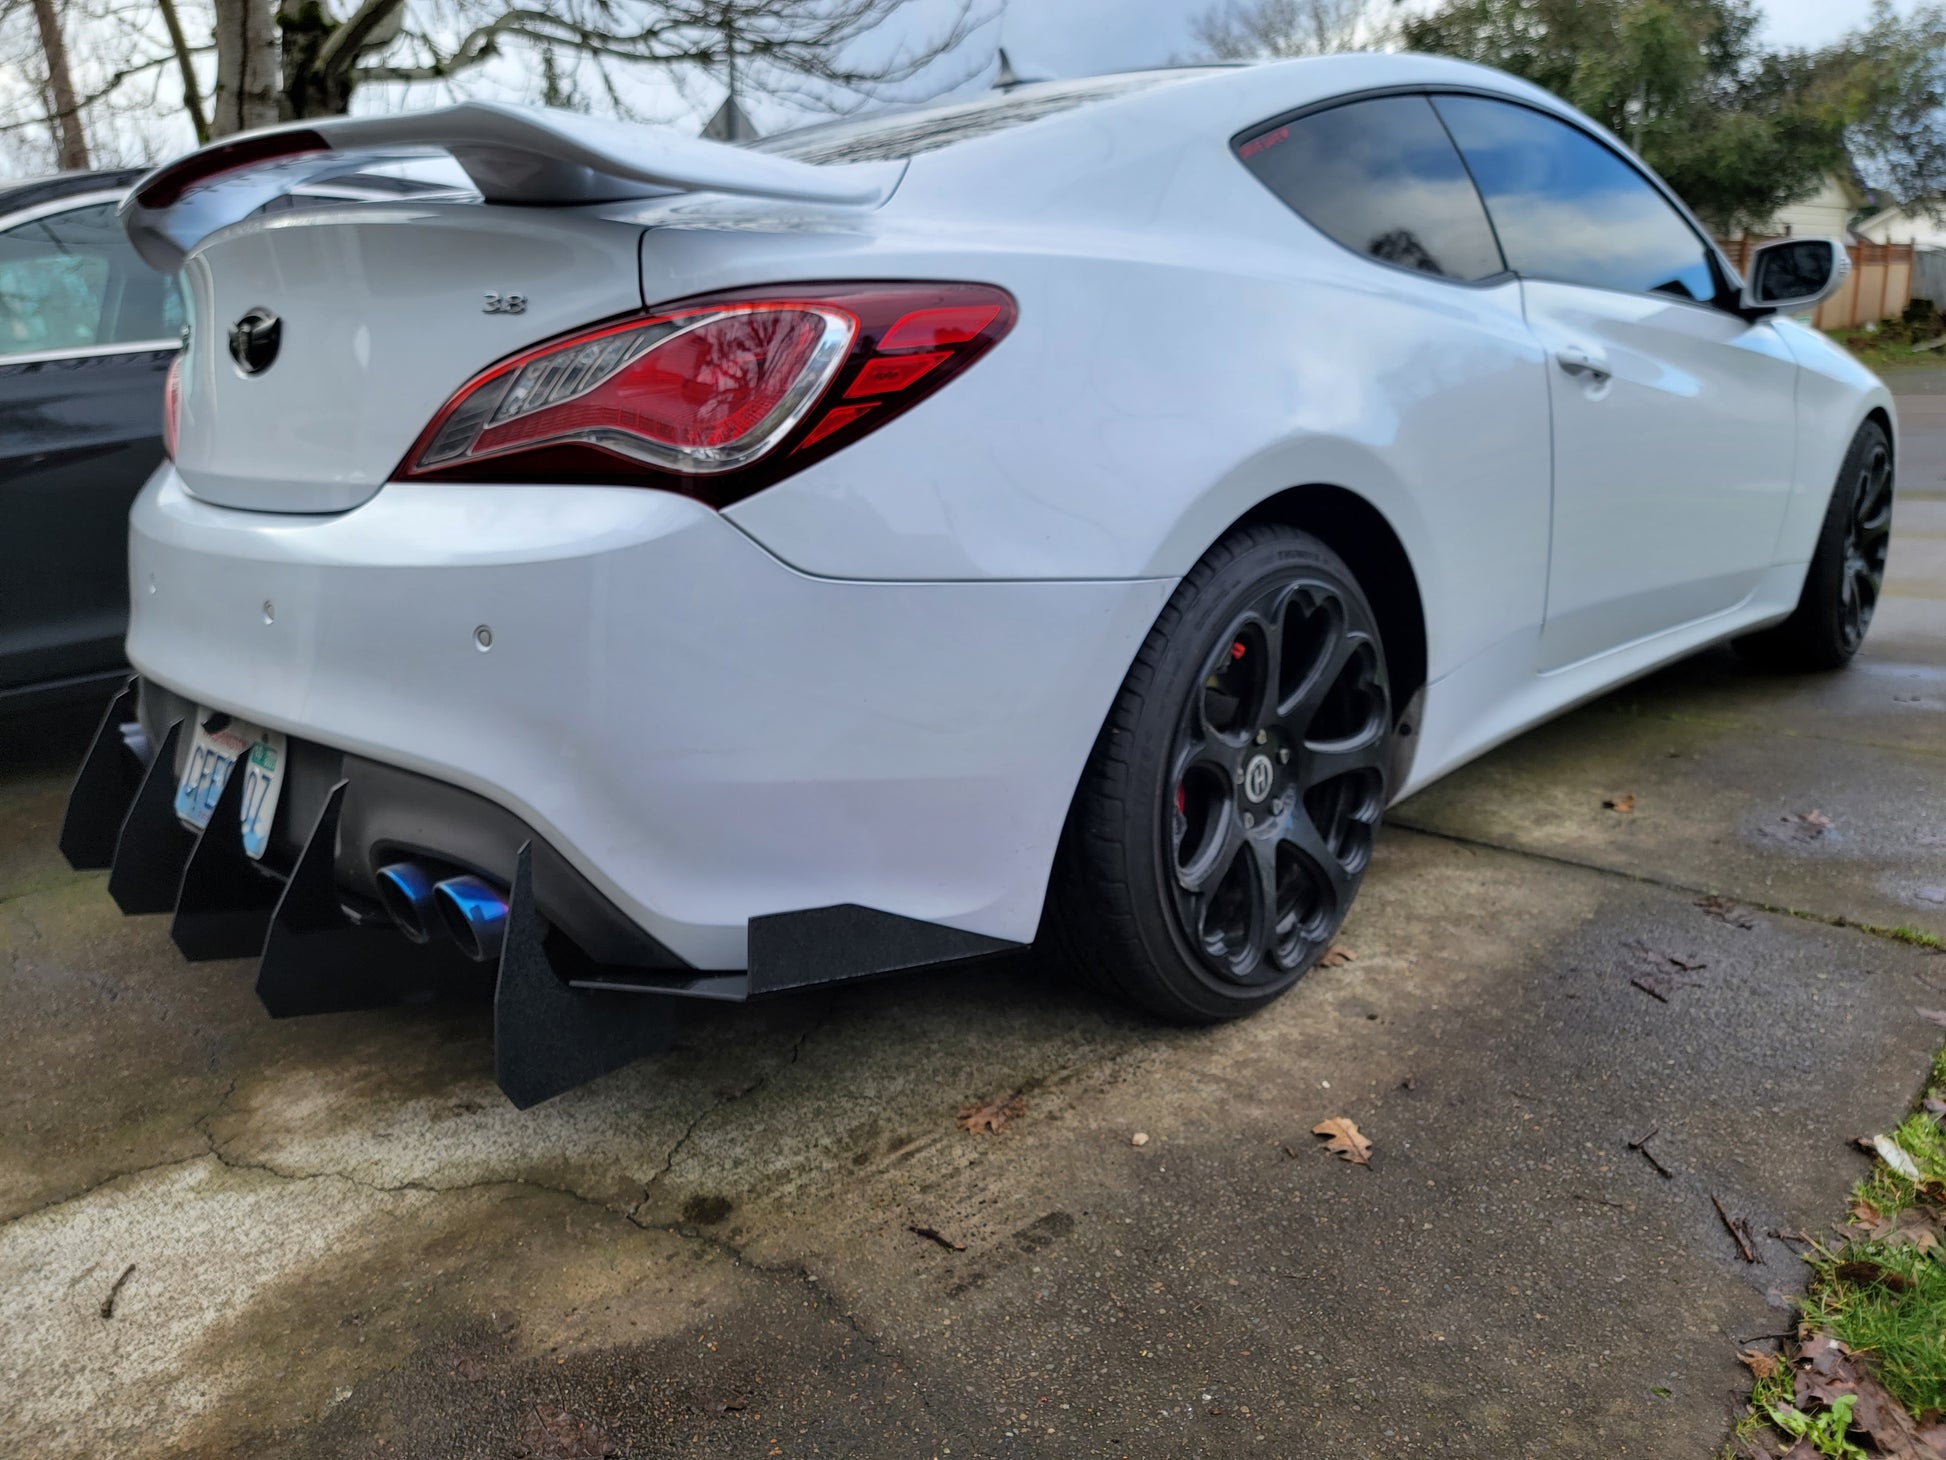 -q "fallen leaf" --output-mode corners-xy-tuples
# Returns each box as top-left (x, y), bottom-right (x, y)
(1791, 1330), (1946, 1458)
(1313, 1117), (1372, 1166)
(1834, 1257), (1916, 1293)
(1603, 793), (1637, 813)
(1697, 894), (1757, 929)
(1874, 1134), (1923, 1181)
(957, 1092), (1026, 1135)
(1740, 1348), (1781, 1381)
(1319, 945), (1355, 967)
